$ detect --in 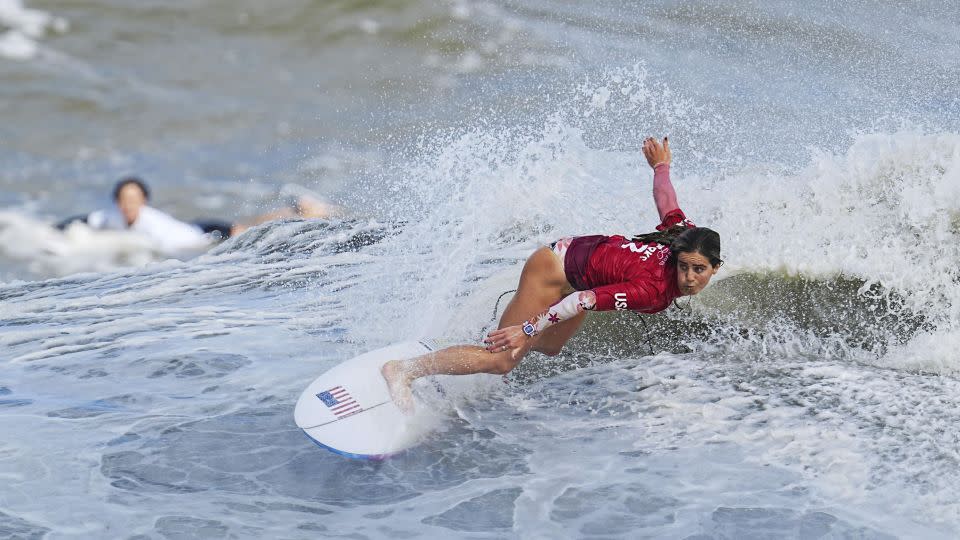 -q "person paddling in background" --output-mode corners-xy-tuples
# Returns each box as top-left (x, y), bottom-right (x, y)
(382, 136), (723, 411)
(71, 176), (341, 255)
